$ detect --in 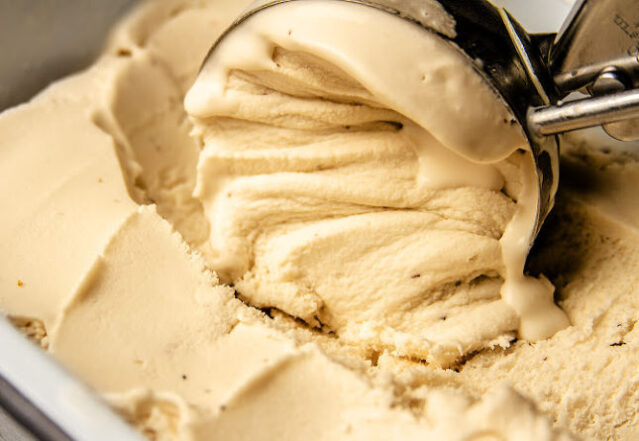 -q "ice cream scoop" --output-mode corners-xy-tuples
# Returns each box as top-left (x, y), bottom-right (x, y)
(184, 0), (639, 350)
(199, 0), (639, 243)
(185, 0), (574, 359)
